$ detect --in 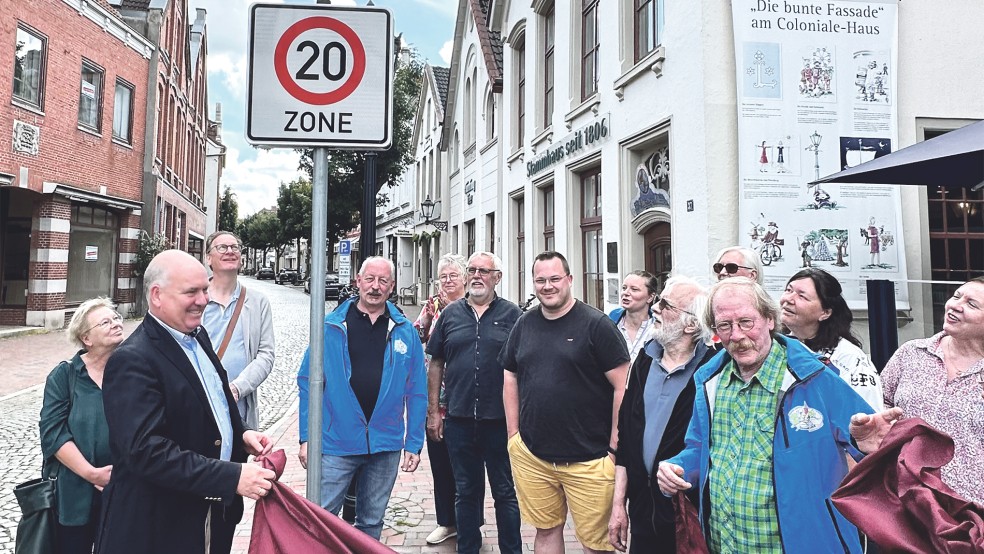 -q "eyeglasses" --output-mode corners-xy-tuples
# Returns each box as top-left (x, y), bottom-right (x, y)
(210, 243), (242, 254)
(466, 267), (501, 276)
(84, 313), (123, 334)
(711, 318), (757, 334)
(713, 262), (753, 275)
(438, 273), (461, 282)
(533, 275), (568, 287)
(655, 296), (695, 316)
